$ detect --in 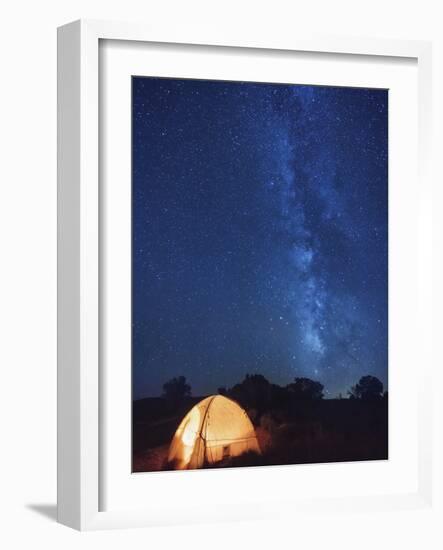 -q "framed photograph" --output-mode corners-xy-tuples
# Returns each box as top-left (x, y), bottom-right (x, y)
(57, 20), (433, 530)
